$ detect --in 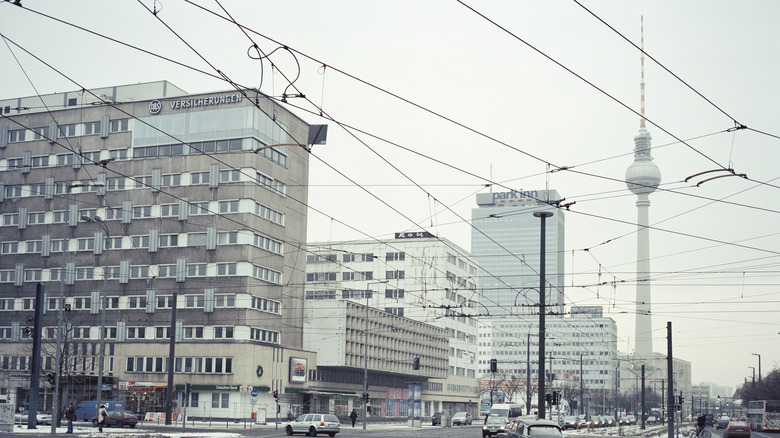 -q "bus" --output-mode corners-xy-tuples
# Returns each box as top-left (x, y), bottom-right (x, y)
(747, 400), (780, 431)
